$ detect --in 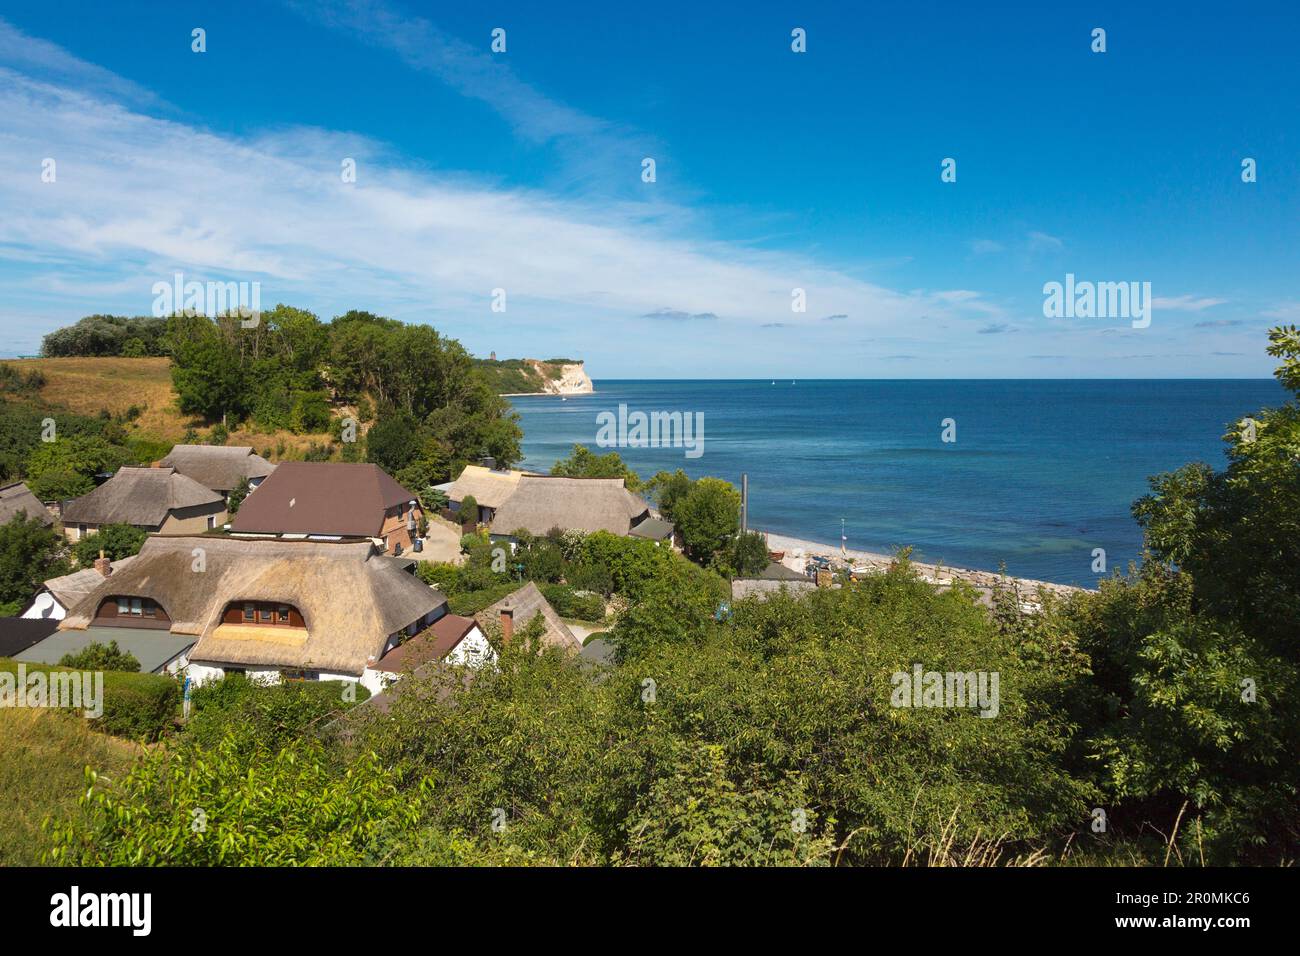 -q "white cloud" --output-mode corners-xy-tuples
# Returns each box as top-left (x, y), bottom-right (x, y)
(1152, 295), (1227, 312)
(0, 63), (998, 355)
